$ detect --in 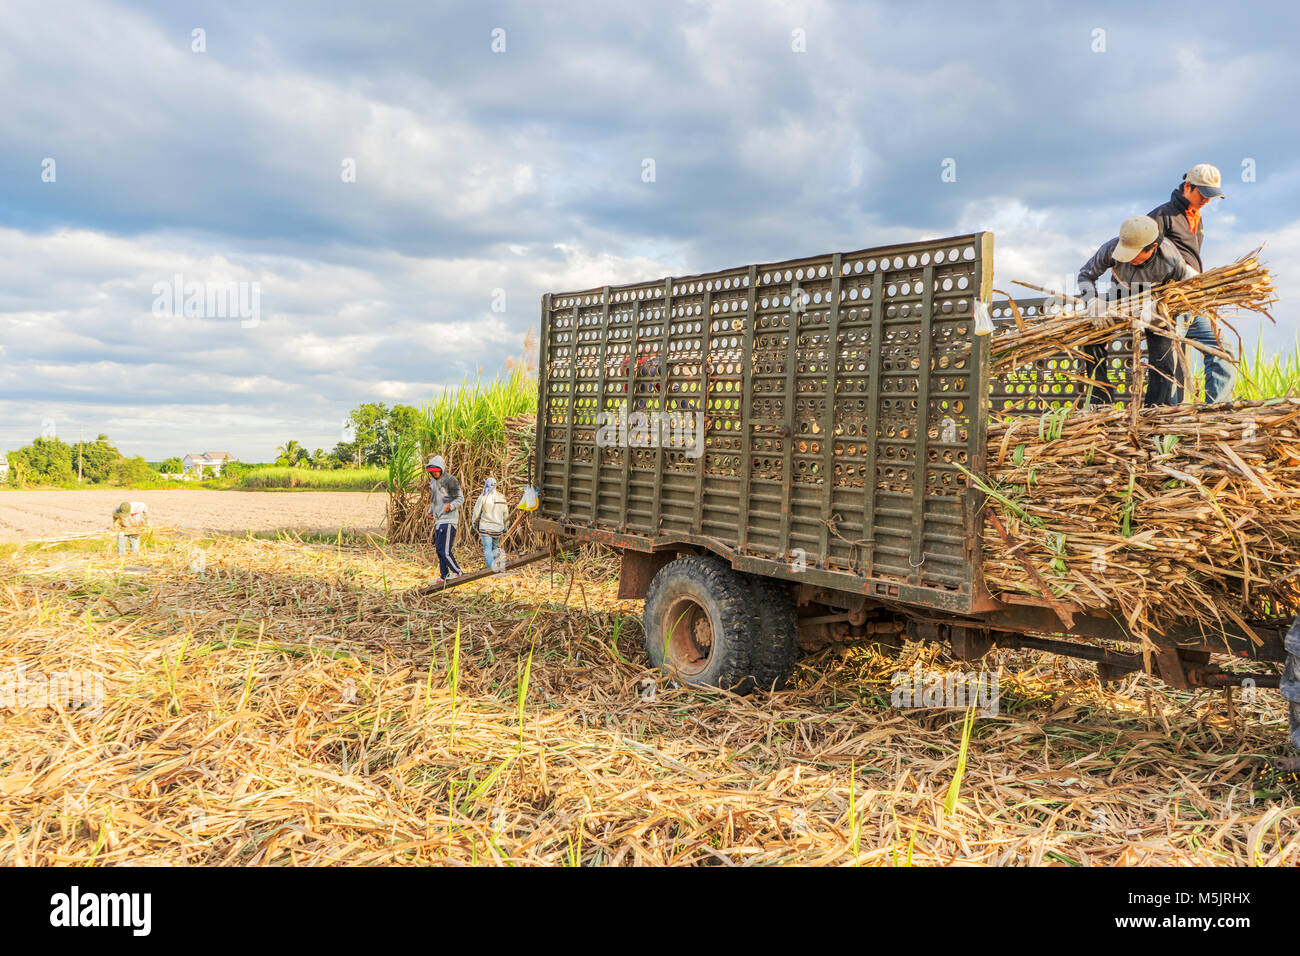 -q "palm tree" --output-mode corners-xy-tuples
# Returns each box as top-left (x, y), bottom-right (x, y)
(276, 439), (305, 467)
